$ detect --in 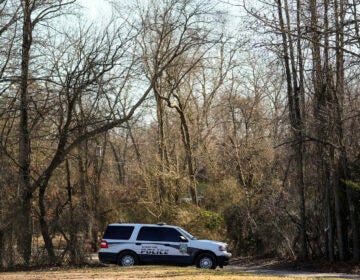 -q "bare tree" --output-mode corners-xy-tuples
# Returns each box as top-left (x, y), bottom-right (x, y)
(244, 0), (360, 261)
(17, 0), (77, 264)
(2, 0), (172, 264)
(134, 0), (223, 205)
(243, 0), (309, 259)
